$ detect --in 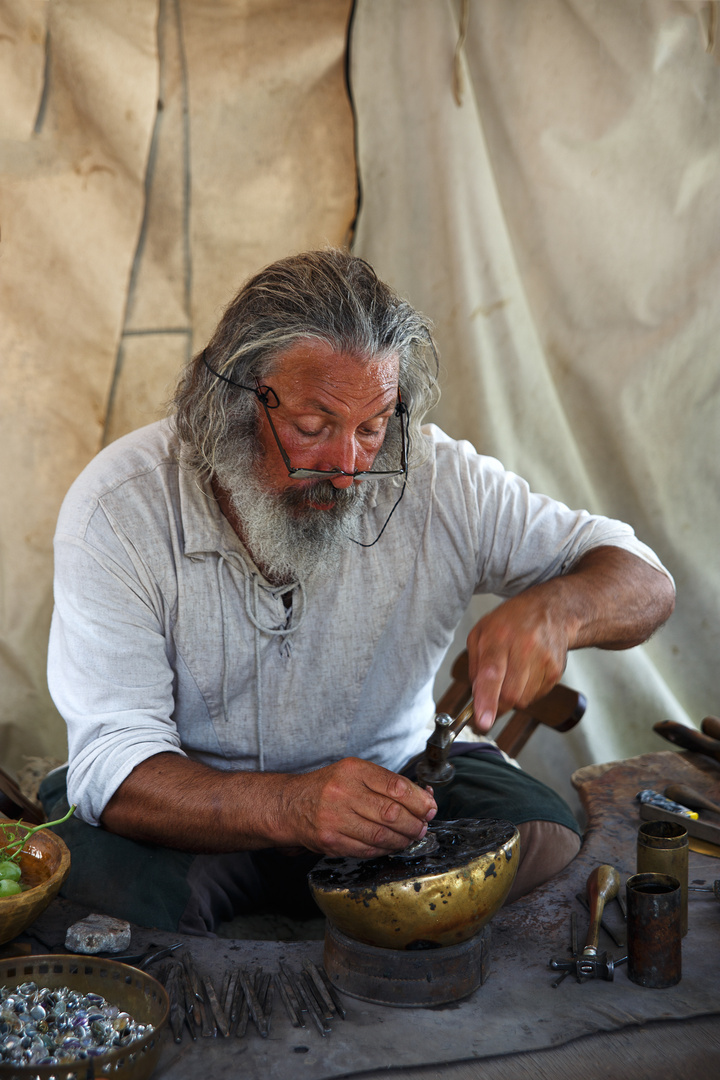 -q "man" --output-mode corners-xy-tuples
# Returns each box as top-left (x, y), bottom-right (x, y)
(44, 250), (675, 934)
